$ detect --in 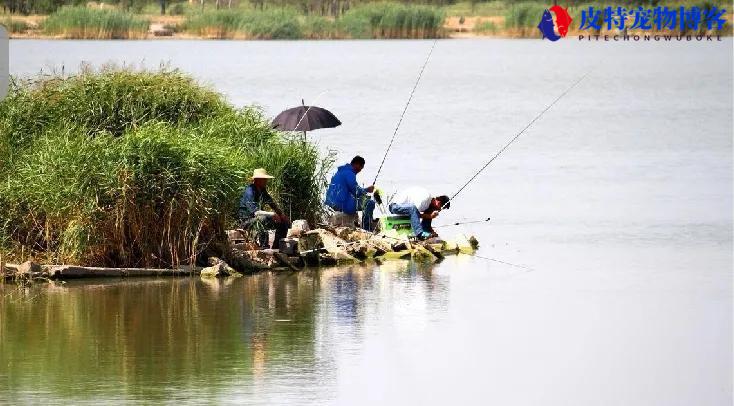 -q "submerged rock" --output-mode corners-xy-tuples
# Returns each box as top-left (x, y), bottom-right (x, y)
(200, 257), (240, 278)
(17, 260), (42, 276)
(224, 249), (275, 274)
